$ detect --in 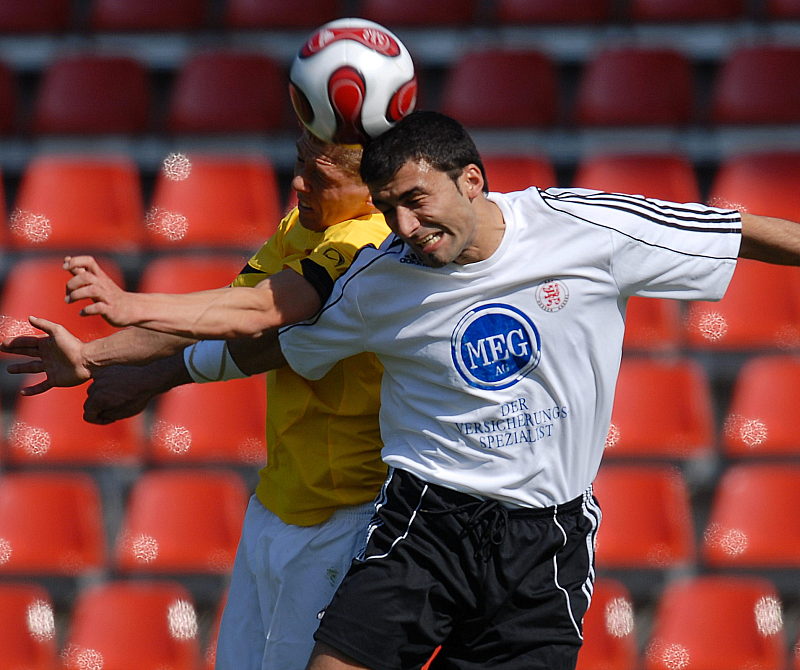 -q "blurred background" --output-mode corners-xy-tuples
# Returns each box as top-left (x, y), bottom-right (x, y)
(0, 1), (799, 669)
